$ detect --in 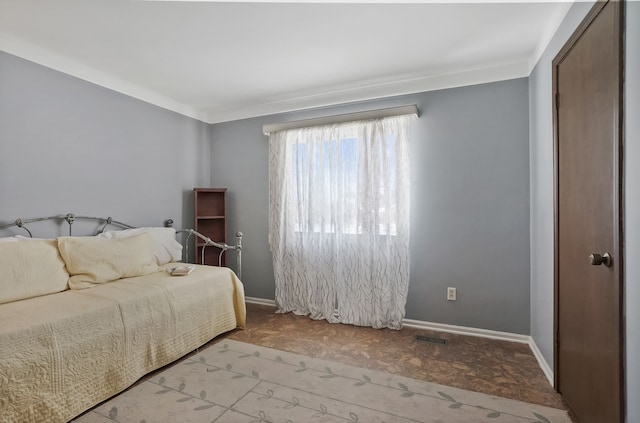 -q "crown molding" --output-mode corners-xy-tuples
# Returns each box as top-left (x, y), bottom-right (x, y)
(203, 60), (530, 124)
(2, 32), (530, 125)
(527, 1), (573, 72)
(0, 33), (205, 122)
